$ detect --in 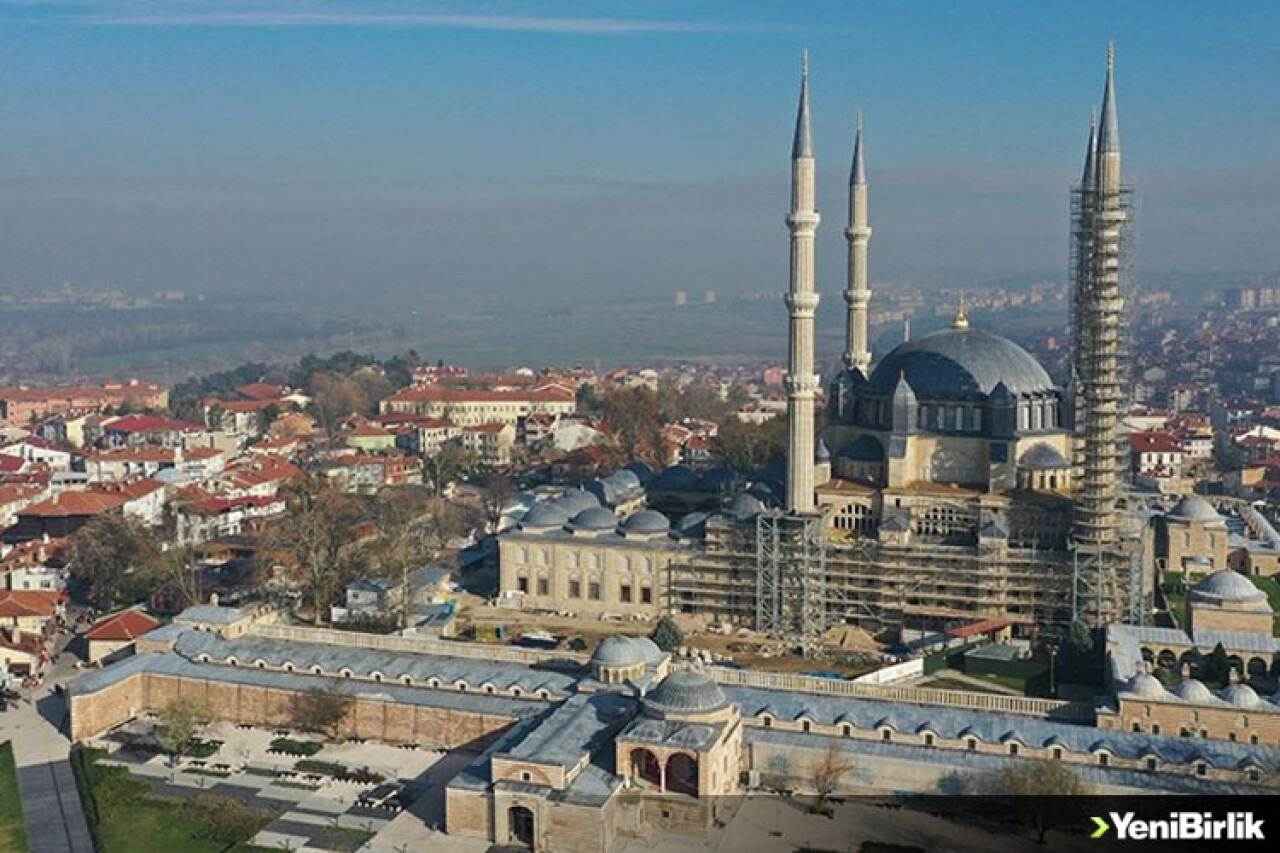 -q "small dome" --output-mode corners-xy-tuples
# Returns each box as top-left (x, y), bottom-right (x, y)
(611, 470), (642, 492)
(555, 489), (601, 516)
(584, 478), (618, 506)
(632, 637), (667, 666)
(624, 462), (655, 485)
(1019, 443), (1070, 471)
(699, 467), (736, 493)
(570, 506), (619, 531)
(1191, 570), (1267, 603)
(651, 465), (699, 491)
(1219, 684), (1265, 710)
(837, 435), (886, 462)
(521, 502), (570, 529)
(622, 510), (670, 535)
(674, 512), (709, 538)
(592, 636), (645, 668)
(646, 669), (730, 716)
(815, 438), (831, 463)
(725, 493), (765, 519)
(1127, 672), (1170, 699)
(1171, 679), (1216, 704)
(1169, 496), (1224, 524)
